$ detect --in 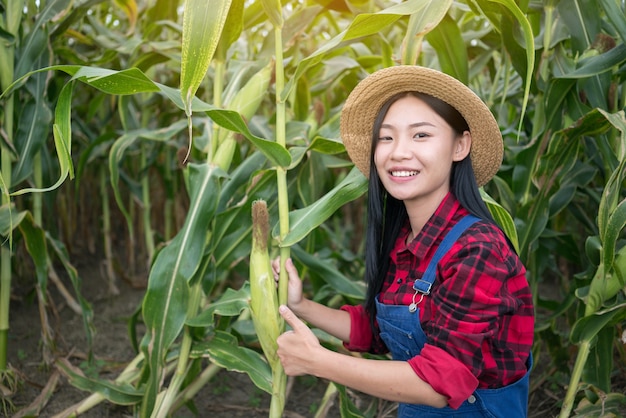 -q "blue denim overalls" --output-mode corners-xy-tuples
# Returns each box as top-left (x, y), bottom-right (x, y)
(375, 215), (532, 417)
